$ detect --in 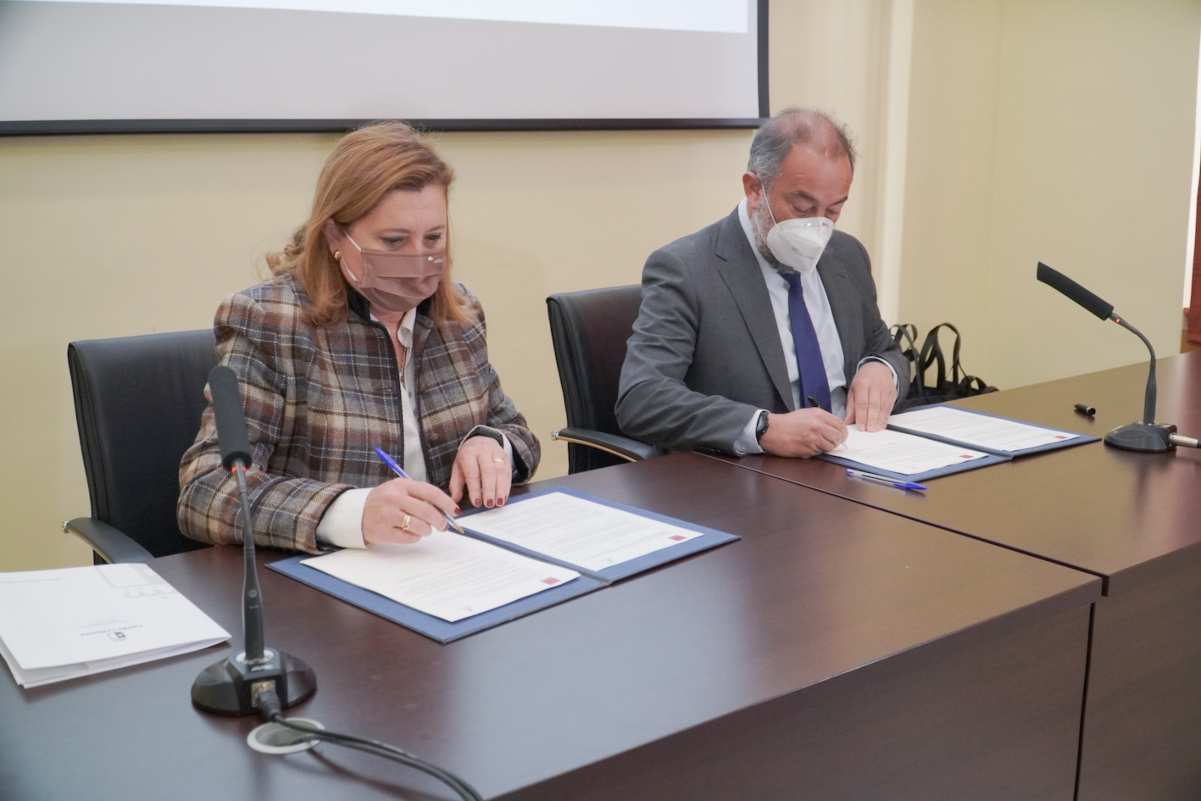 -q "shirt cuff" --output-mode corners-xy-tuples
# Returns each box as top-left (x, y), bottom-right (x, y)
(857, 356), (899, 390)
(733, 410), (766, 456)
(316, 487), (369, 549)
